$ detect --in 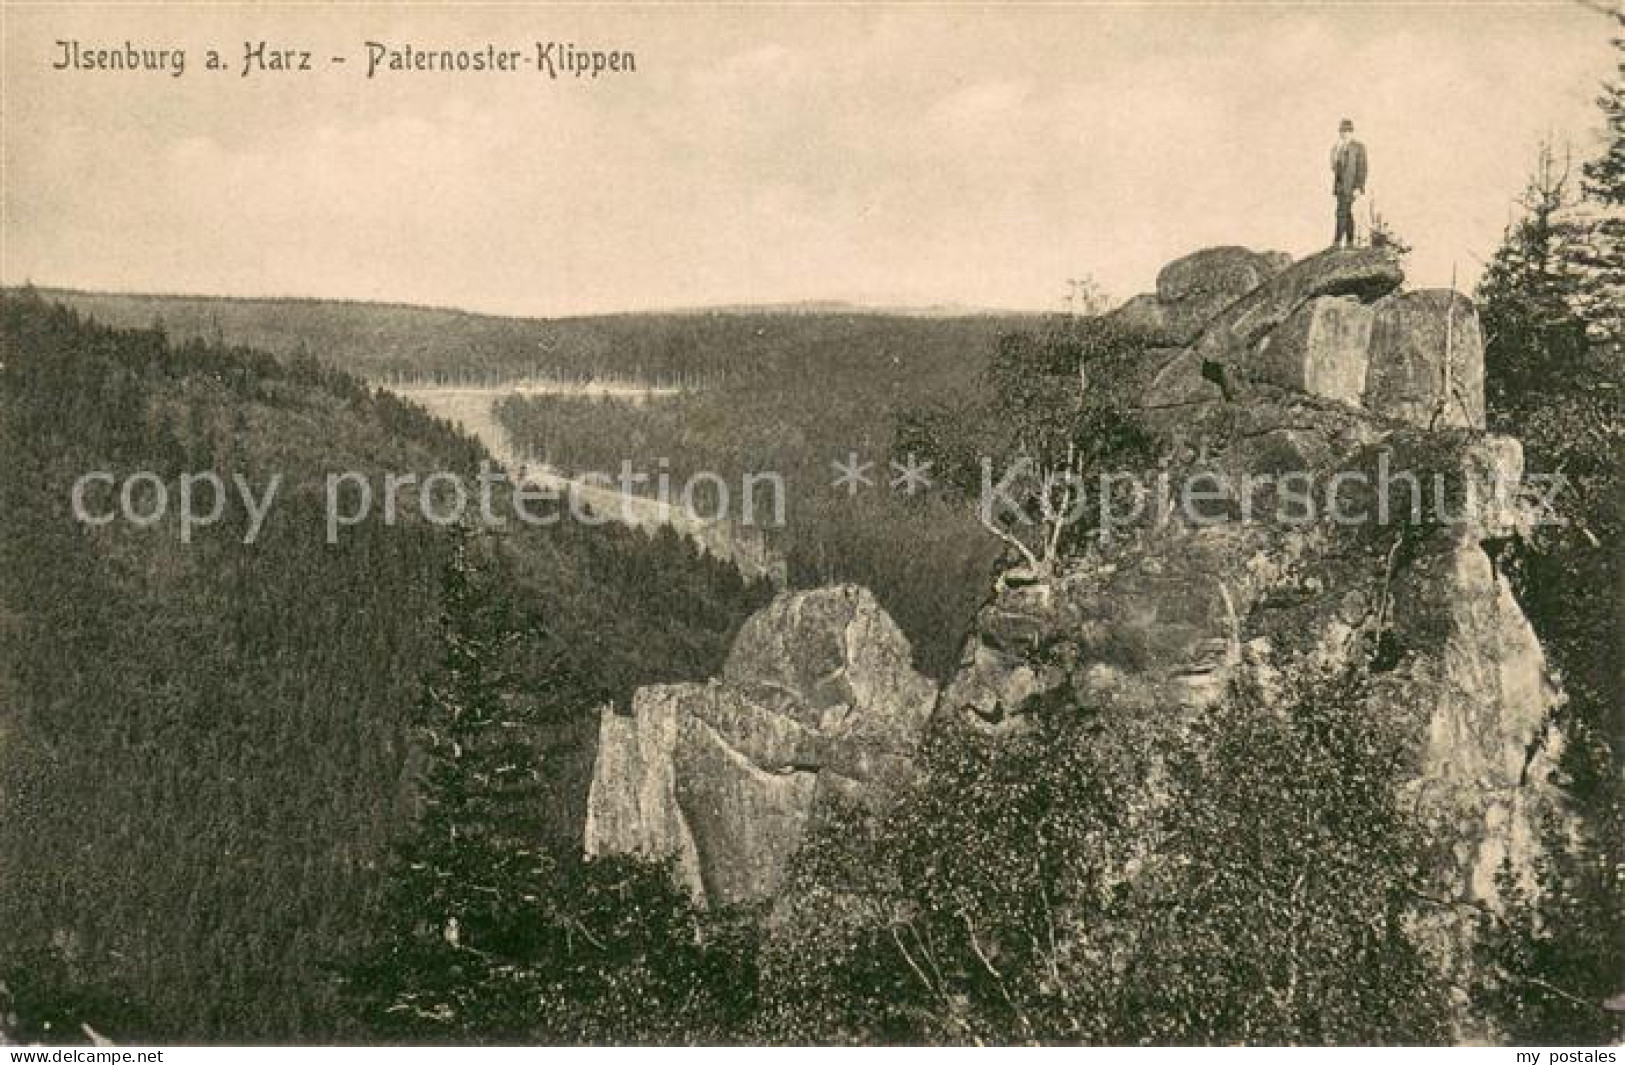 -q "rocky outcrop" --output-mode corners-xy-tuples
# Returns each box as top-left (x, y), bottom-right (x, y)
(584, 243), (1567, 1035)
(943, 245), (1564, 1034)
(938, 428), (1559, 1036)
(584, 693), (709, 899)
(1192, 246), (1405, 366)
(943, 423), (1559, 879)
(955, 243), (1555, 850)
(585, 585), (936, 907)
(1163, 246), (1485, 431)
